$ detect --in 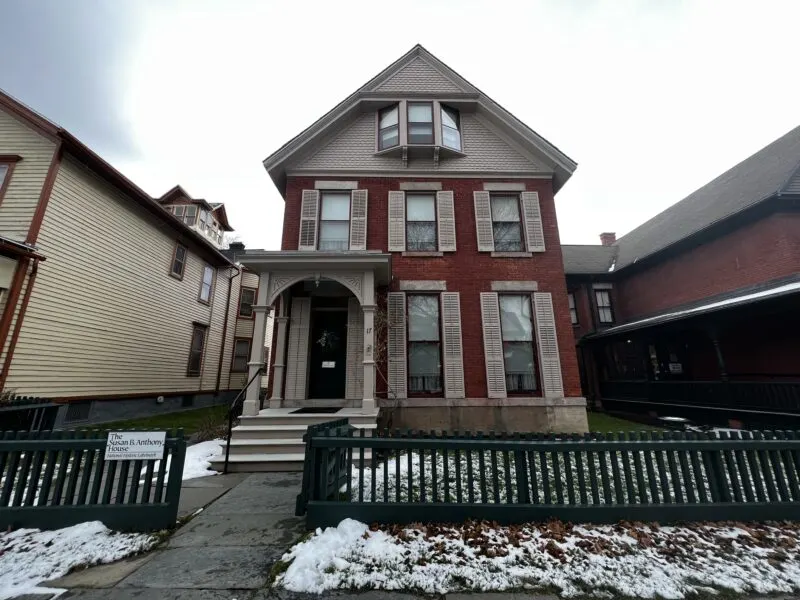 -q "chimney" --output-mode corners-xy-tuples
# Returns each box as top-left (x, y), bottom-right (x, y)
(599, 232), (616, 246)
(222, 241), (245, 260)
